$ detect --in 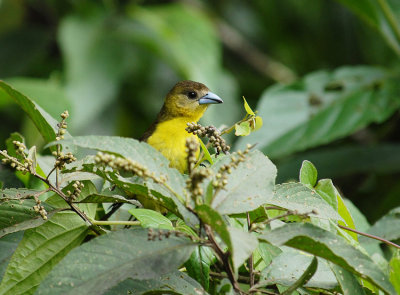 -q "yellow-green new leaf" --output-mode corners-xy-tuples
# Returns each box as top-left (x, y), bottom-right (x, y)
(243, 97), (255, 116)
